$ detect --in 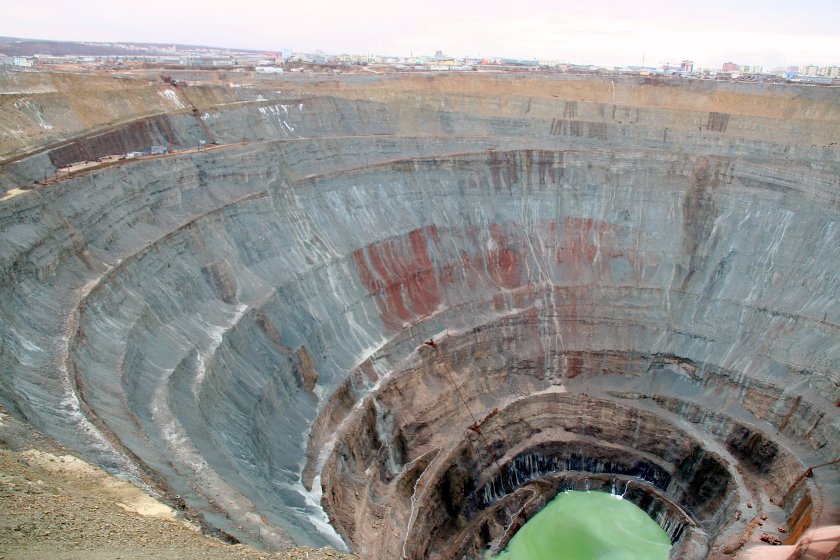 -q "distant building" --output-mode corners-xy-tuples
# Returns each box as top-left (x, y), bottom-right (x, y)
(288, 53), (312, 63)
(680, 60), (694, 72)
(824, 66), (840, 78)
(784, 73), (832, 84)
(500, 58), (539, 67)
(721, 62), (738, 72)
(181, 57), (227, 67)
(802, 65), (819, 76)
(312, 50), (330, 64)
(33, 54), (68, 64)
(255, 66), (284, 74)
(1, 56), (34, 67)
